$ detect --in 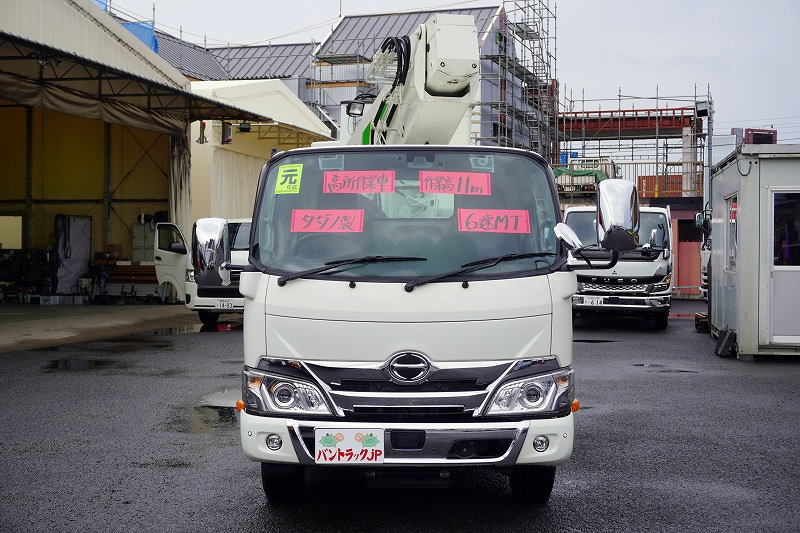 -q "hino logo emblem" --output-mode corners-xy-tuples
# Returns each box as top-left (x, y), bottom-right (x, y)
(387, 352), (431, 384)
